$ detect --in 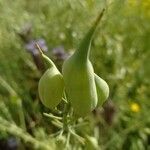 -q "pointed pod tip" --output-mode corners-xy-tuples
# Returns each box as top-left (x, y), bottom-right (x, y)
(94, 8), (105, 28)
(35, 43), (43, 55)
(35, 43), (56, 68)
(75, 8), (105, 61)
